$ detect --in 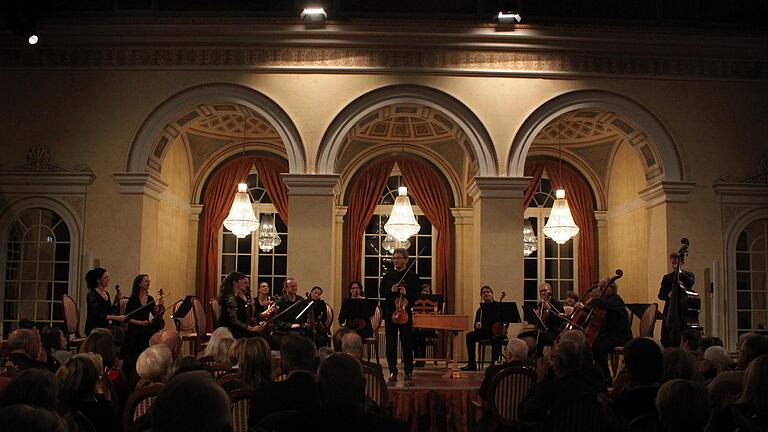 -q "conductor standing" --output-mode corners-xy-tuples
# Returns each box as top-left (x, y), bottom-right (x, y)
(380, 247), (420, 382)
